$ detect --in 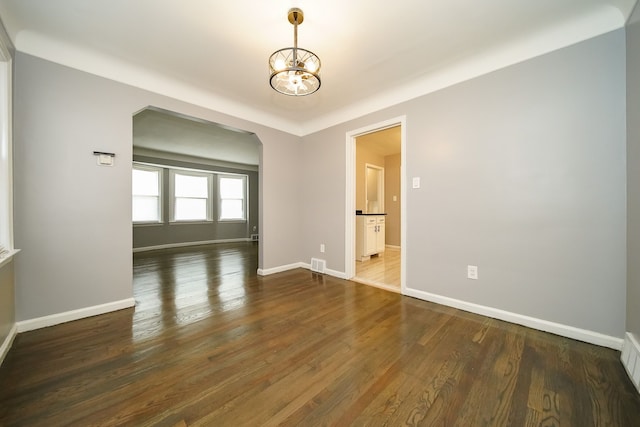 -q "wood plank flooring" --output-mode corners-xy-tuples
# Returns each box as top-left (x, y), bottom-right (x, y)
(355, 247), (401, 291)
(1, 242), (639, 426)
